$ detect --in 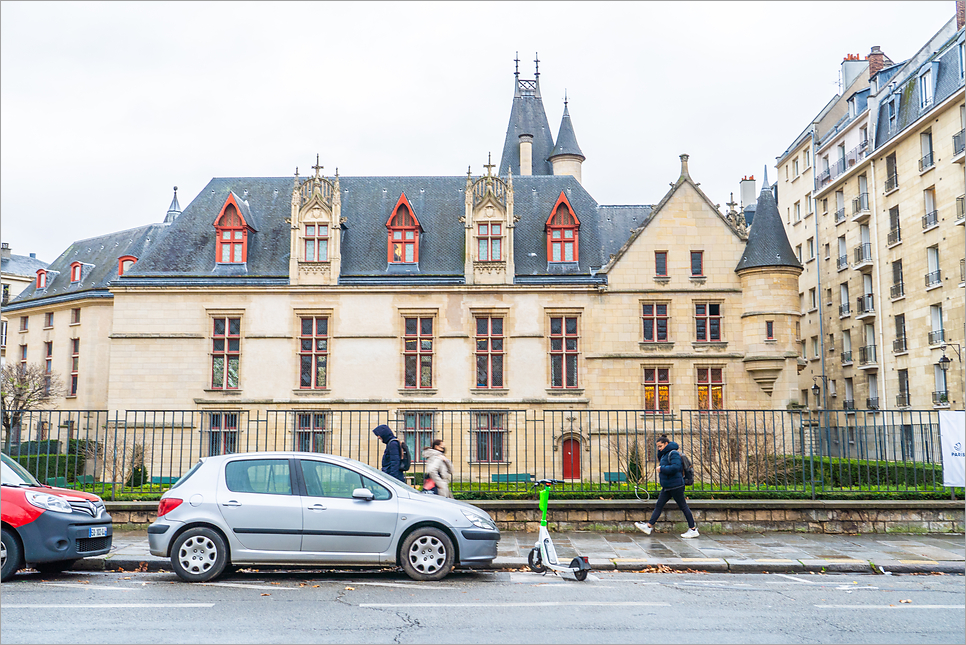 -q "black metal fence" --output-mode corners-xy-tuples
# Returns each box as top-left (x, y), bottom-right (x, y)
(0, 408), (950, 499)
